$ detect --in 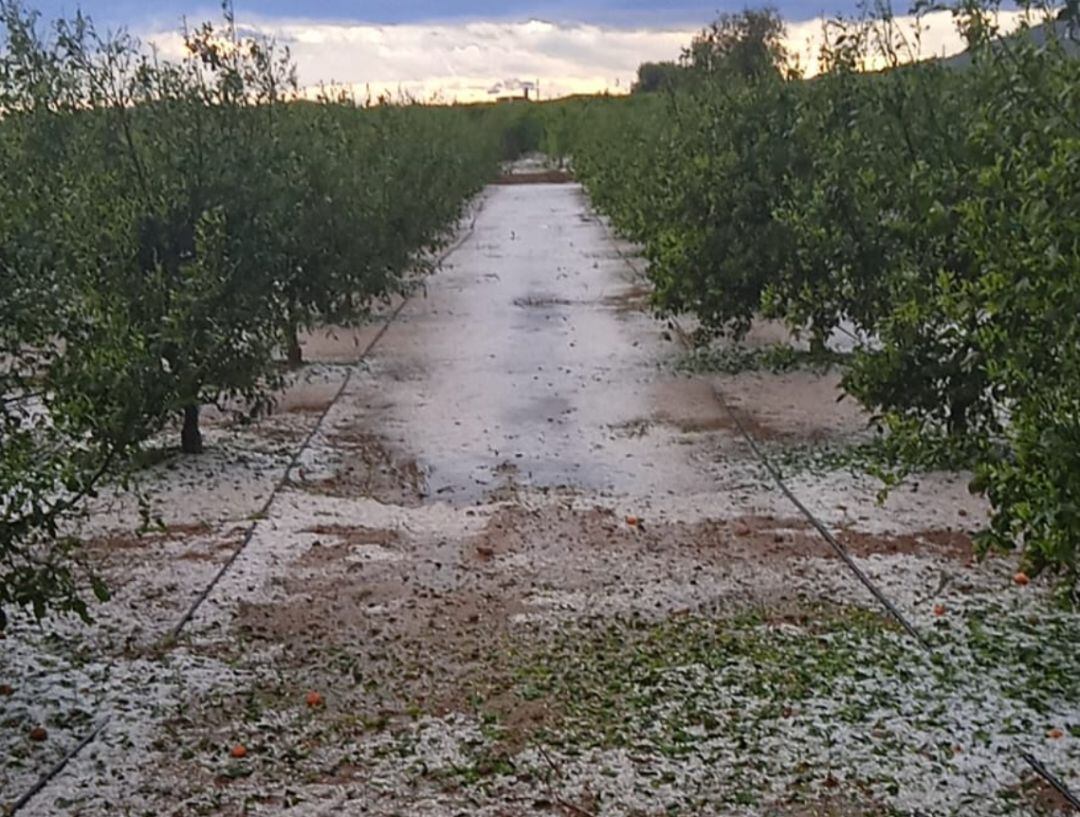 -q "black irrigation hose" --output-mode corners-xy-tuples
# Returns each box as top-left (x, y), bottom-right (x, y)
(1022, 752), (1080, 813)
(167, 300), (397, 638)
(590, 207), (1080, 813)
(172, 200), (484, 639)
(8, 718), (110, 814)
(9, 198), (485, 815)
(715, 393), (929, 646)
(709, 380), (1080, 813)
